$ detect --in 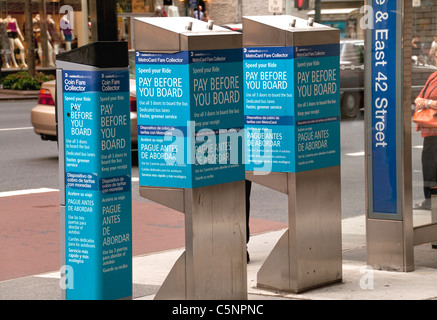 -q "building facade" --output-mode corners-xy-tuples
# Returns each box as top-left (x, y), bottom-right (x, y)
(1, 0), (436, 69)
